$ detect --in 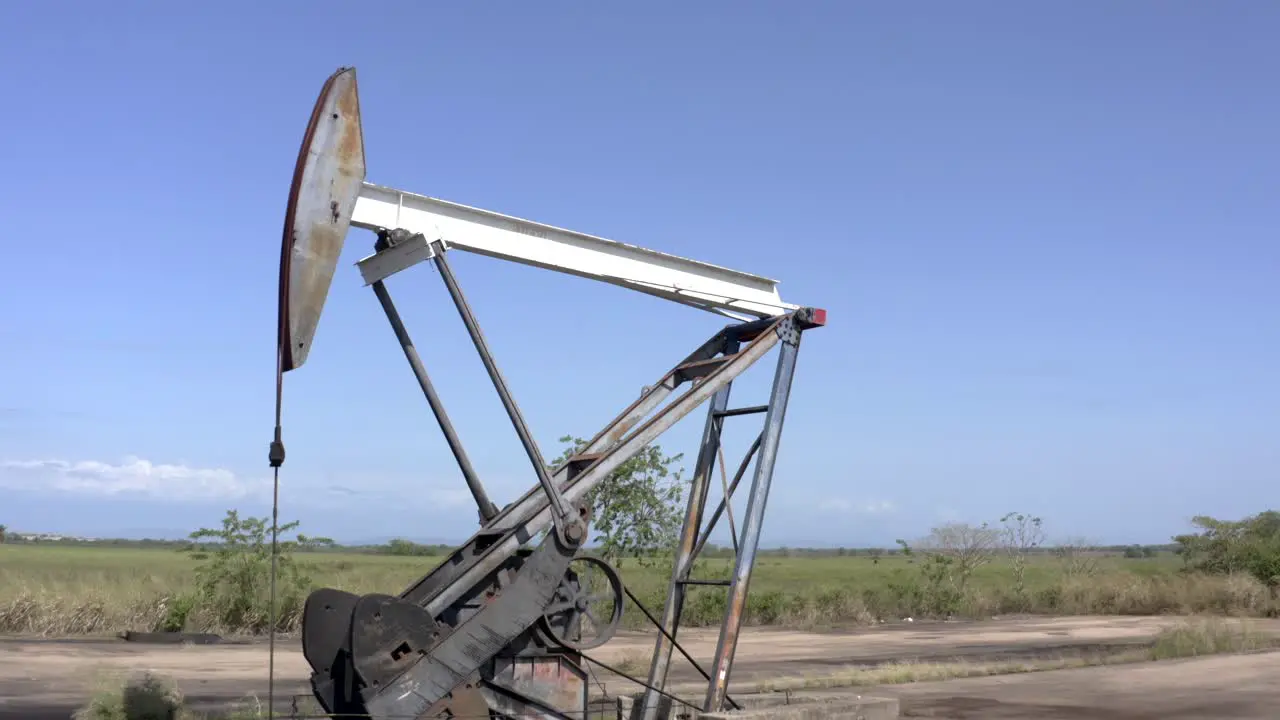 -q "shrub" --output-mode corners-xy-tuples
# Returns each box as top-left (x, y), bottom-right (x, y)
(180, 510), (332, 634)
(73, 672), (266, 720)
(1174, 511), (1280, 587)
(74, 672), (184, 720)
